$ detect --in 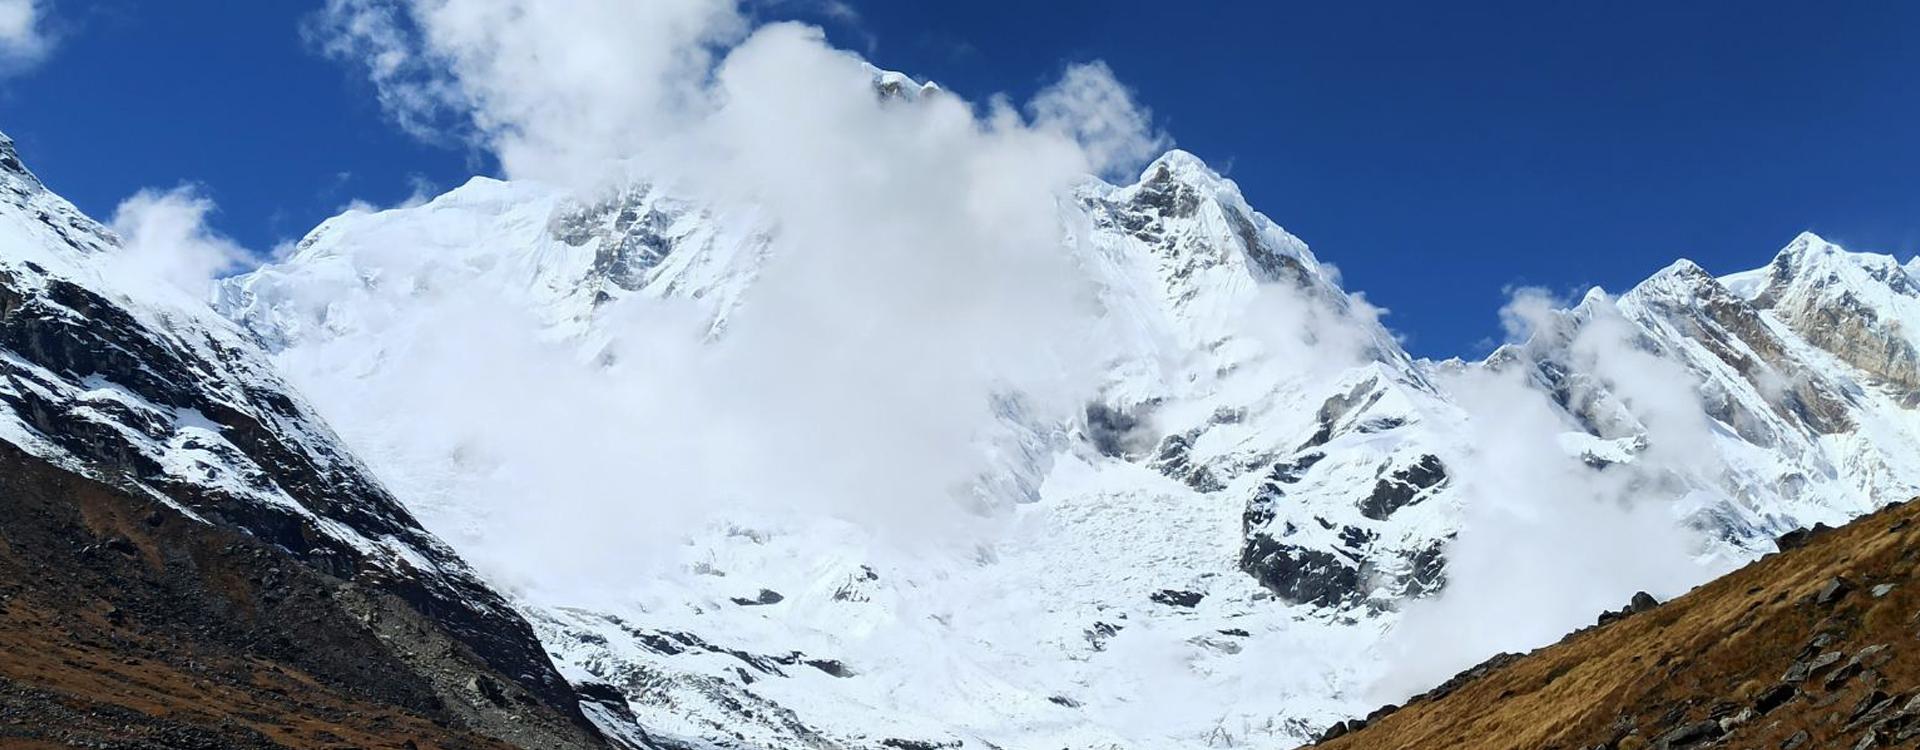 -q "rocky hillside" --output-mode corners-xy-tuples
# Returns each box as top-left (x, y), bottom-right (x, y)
(0, 131), (618, 748)
(1311, 496), (1920, 750)
(0, 438), (554, 749)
